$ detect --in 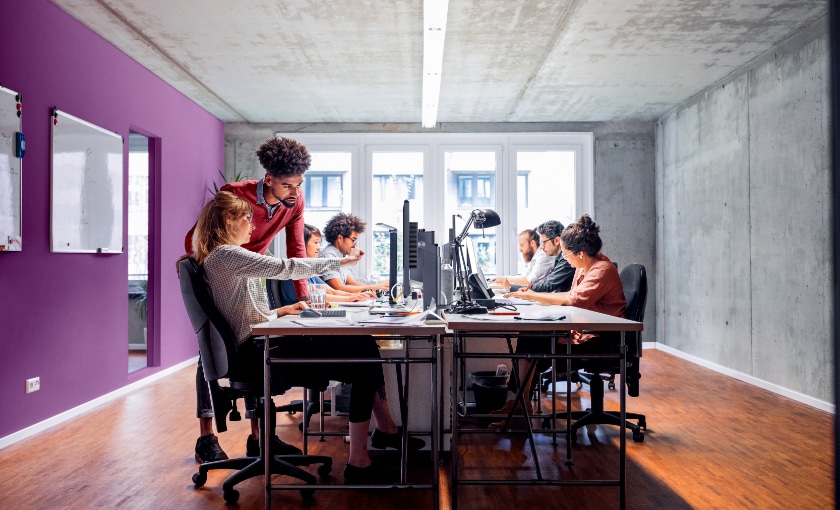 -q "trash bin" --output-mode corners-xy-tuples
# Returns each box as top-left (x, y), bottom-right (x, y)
(469, 371), (509, 413)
